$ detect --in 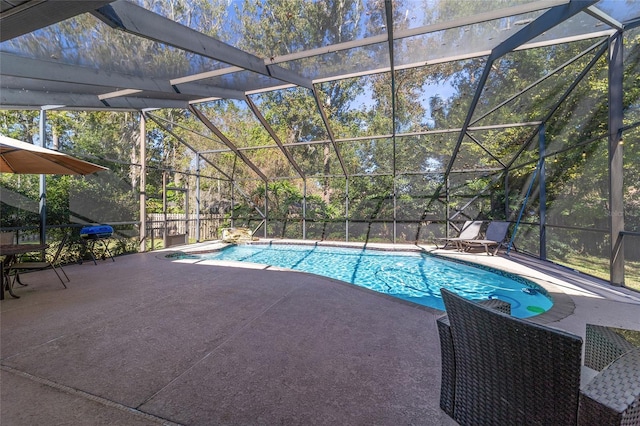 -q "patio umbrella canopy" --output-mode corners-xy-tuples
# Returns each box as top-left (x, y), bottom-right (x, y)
(0, 135), (107, 175)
